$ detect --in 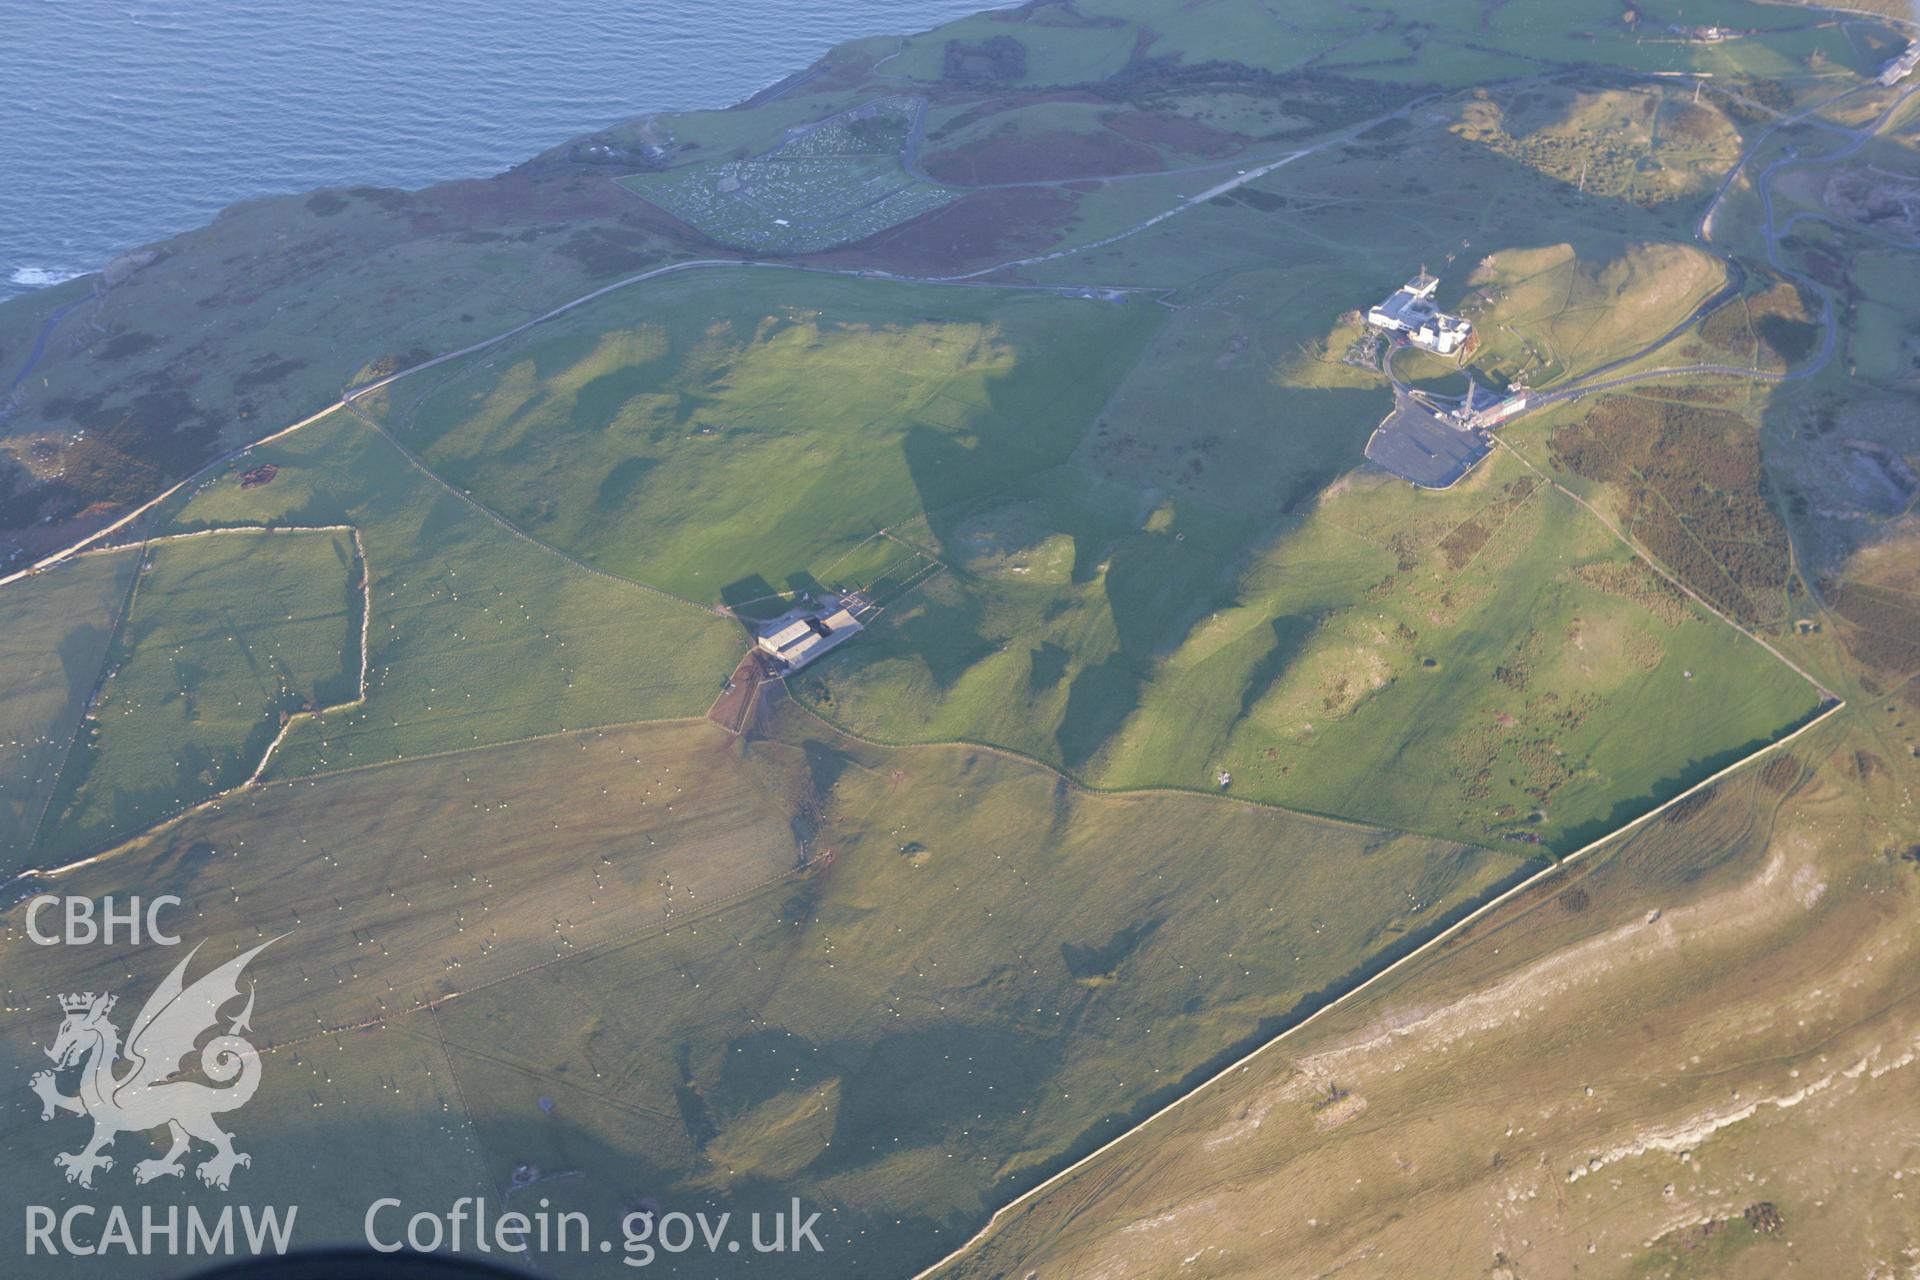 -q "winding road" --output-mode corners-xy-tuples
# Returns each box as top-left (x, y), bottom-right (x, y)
(1386, 78), (1920, 435)
(1533, 82), (1920, 409)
